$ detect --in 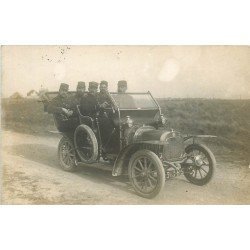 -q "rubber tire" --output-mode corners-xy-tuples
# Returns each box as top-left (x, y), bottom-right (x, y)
(74, 124), (98, 164)
(58, 136), (77, 172)
(128, 149), (165, 199)
(184, 144), (216, 186)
